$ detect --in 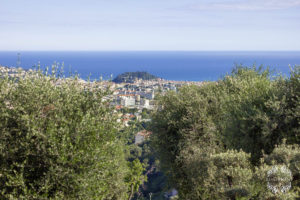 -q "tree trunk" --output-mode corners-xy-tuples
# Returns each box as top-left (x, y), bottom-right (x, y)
(128, 184), (134, 200)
